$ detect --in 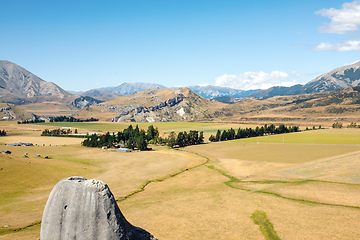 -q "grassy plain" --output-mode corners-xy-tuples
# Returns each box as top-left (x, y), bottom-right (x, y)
(1, 122), (360, 239)
(20, 102), (78, 116)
